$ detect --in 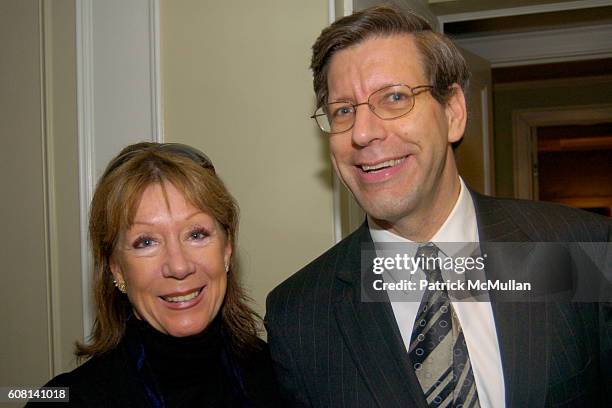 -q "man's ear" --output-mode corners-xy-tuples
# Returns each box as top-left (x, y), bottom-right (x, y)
(445, 84), (467, 144)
